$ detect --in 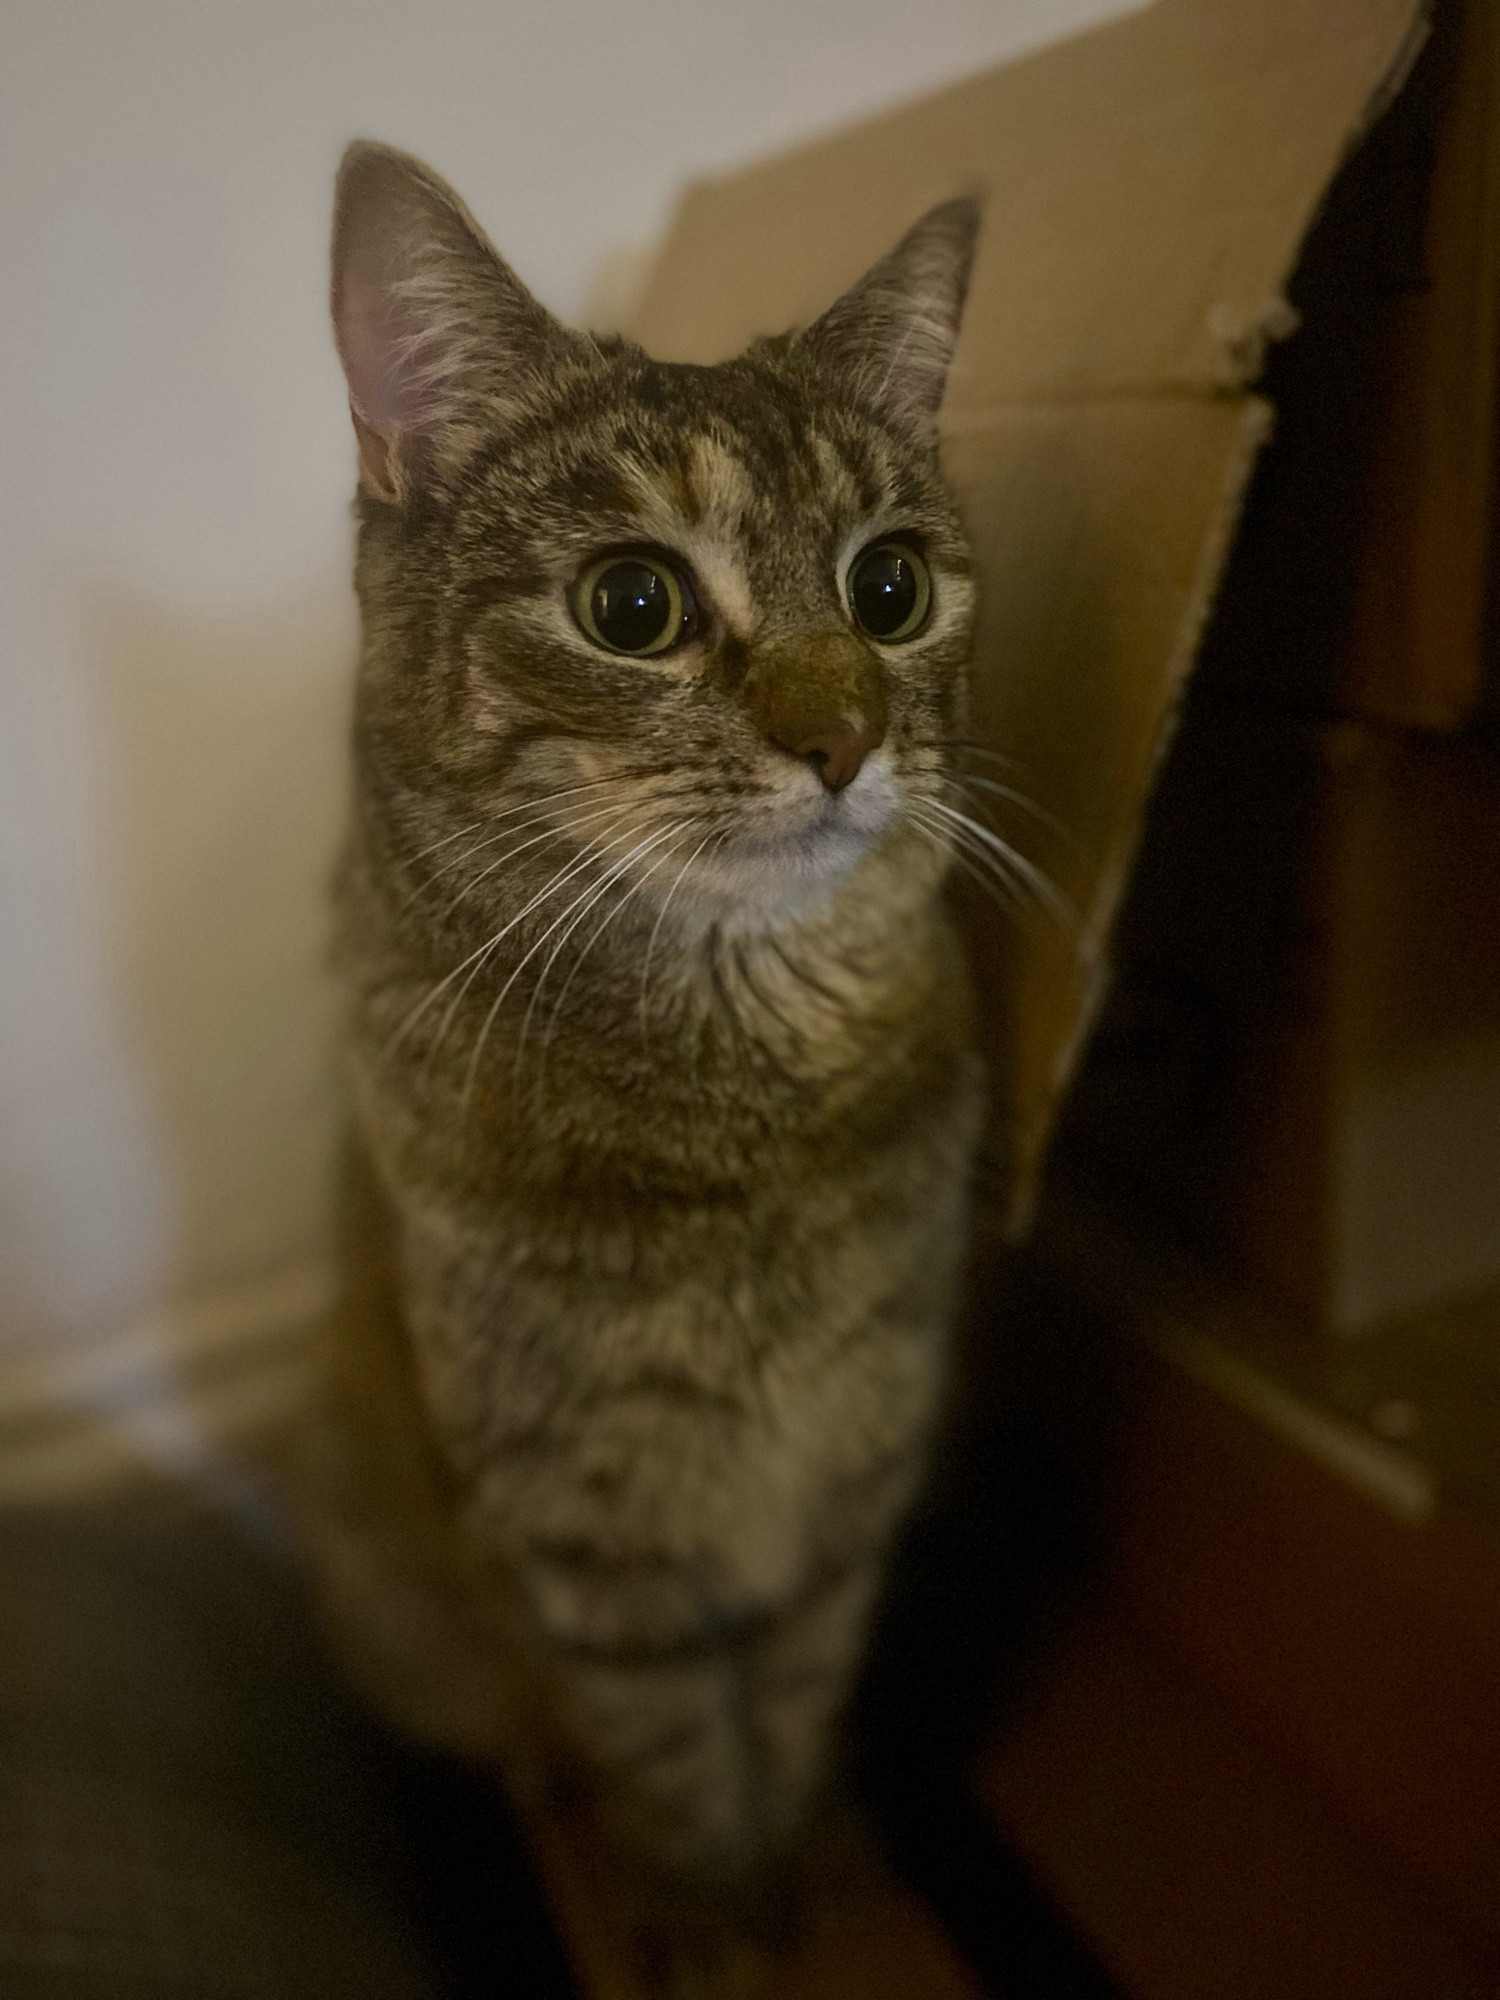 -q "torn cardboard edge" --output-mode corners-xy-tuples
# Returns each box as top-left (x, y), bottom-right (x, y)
(634, 0), (1430, 402)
